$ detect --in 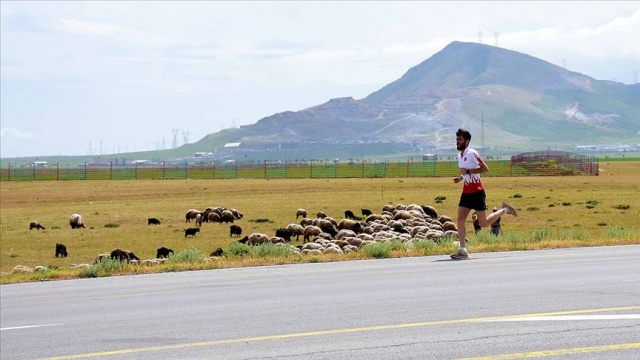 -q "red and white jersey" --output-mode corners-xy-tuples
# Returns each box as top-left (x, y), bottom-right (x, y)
(458, 147), (484, 193)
